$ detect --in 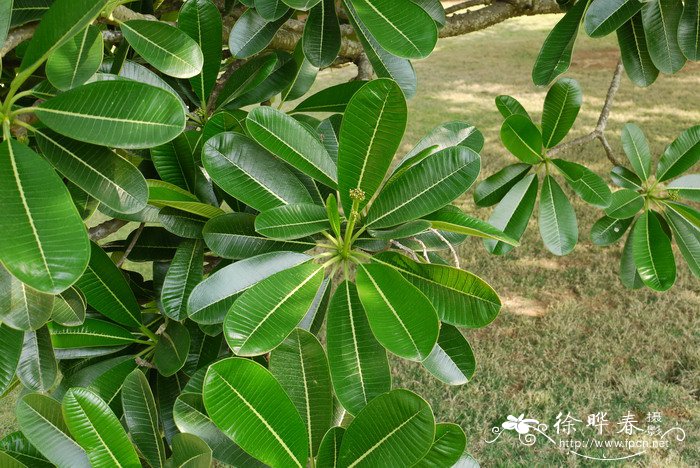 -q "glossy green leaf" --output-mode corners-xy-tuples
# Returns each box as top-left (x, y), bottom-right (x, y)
(338, 78), (407, 212)
(48, 318), (138, 349)
(270, 328), (332, 456)
(338, 389), (435, 467)
(620, 222), (644, 289)
(169, 433), (212, 468)
(414, 423), (467, 468)
(229, 8), (291, 58)
(633, 211), (676, 291)
(255, 203), (330, 239)
(500, 114), (543, 164)
(16, 393), (90, 468)
(0, 268), (54, 331)
(224, 262), (324, 355)
(423, 206), (519, 245)
(657, 125), (700, 182)
(668, 174), (700, 201)
(591, 216), (634, 245)
(247, 106), (337, 187)
(0, 324), (24, 396)
(495, 95), (530, 119)
(474, 163), (531, 207)
(10, 0), (51, 28)
(642, 0), (686, 74)
(617, 12), (660, 86)
(203, 132), (313, 211)
(0, 0), (11, 50)
(35, 80), (186, 149)
(422, 325), (475, 386)
(303, 0), (341, 67)
(122, 369), (166, 468)
(679, 0), (700, 60)
(551, 158), (612, 208)
(282, 41), (319, 102)
(0, 431), (51, 468)
(366, 147), (480, 229)
(104, 59), (188, 111)
(159, 208), (207, 239)
(121, 20), (203, 78)
(539, 175), (578, 256)
(621, 123), (653, 180)
(154, 321), (190, 377)
(161, 240), (204, 321)
(65, 354), (138, 407)
(215, 54), (278, 107)
(62, 387), (140, 467)
(291, 81), (367, 113)
(35, 129), (148, 214)
(147, 180), (223, 219)
(485, 174), (539, 255)
(326, 194), (342, 238)
(355, 263), (438, 361)
(282, 0), (322, 8)
(0, 139), (89, 294)
(76, 242), (141, 328)
(541, 78), (582, 148)
(17, 326), (57, 392)
(256, 0), (289, 20)
(150, 133), (197, 193)
(317, 427), (344, 468)
(179, 0), (222, 104)
(46, 25), (102, 90)
(369, 220), (431, 240)
(605, 189), (644, 219)
(532, 0), (587, 86)
(326, 281), (390, 416)
(203, 358), (308, 467)
(665, 204), (700, 277)
(610, 165), (643, 189)
(584, 0), (643, 37)
(346, 0), (437, 59)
